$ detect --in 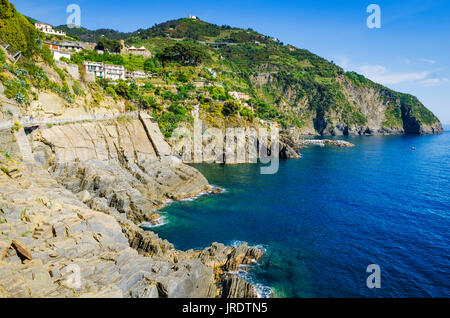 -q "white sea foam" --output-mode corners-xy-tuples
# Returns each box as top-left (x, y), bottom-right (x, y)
(227, 240), (272, 298)
(178, 185), (226, 202)
(229, 240), (267, 253)
(139, 216), (168, 229)
(210, 184), (227, 193)
(228, 268), (272, 298)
